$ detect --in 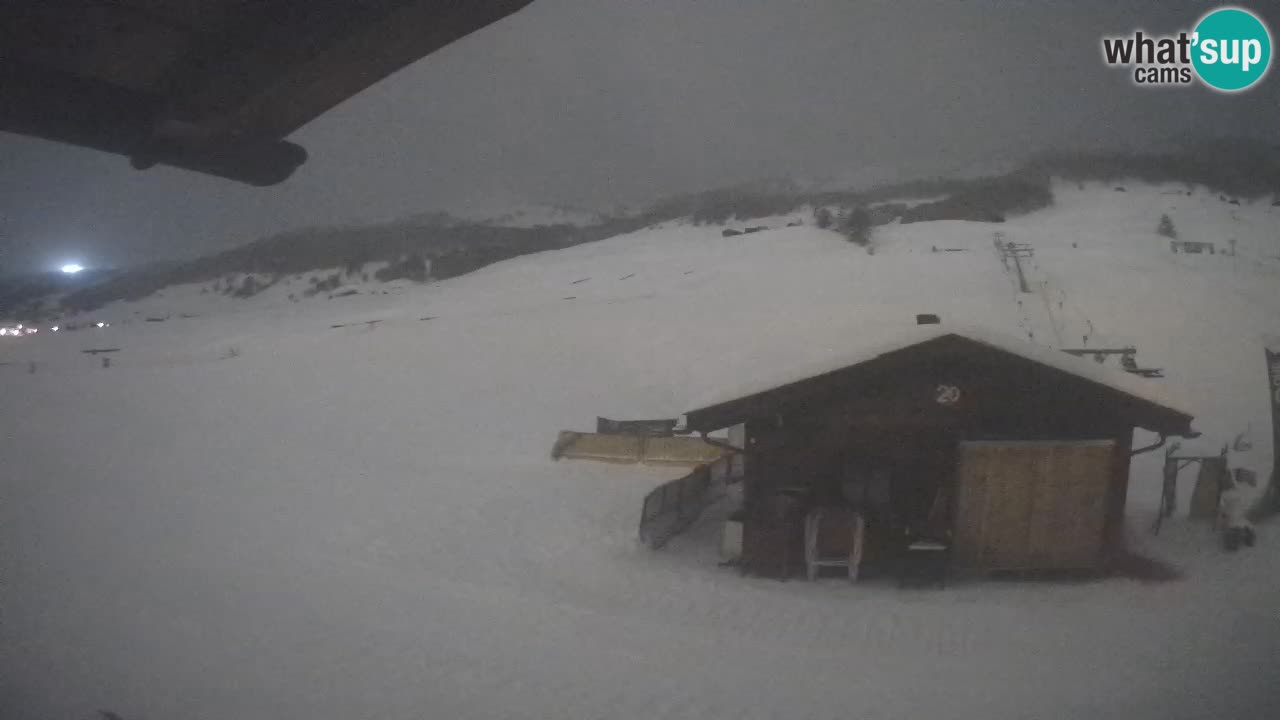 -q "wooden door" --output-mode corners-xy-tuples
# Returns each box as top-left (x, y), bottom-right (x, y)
(954, 440), (1114, 571)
